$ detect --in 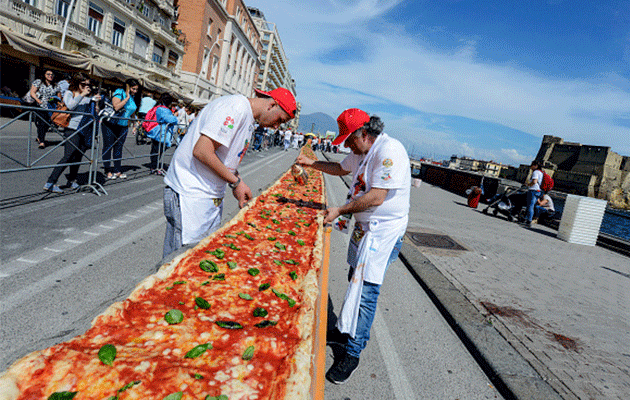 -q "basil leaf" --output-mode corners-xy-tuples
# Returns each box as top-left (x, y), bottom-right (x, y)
(244, 233), (255, 240)
(289, 271), (298, 281)
(184, 342), (213, 358)
(206, 395), (229, 400)
(163, 392), (183, 400)
(273, 260), (282, 266)
(227, 261), (237, 269)
(272, 219), (280, 224)
(254, 320), (278, 328)
(297, 239), (305, 246)
(194, 373), (204, 379)
(225, 234), (237, 238)
(242, 345), (255, 361)
(98, 344), (116, 366)
(236, 230), (244, 235)
(288, 230), (297, 236)
(195, 297), (211, 310)
(228, 244), (240, 250)
(164, 309), (184, 325)
(287, 298), (296, 307)
(283, 259), (297, 265)
(48, 391), (78, 400)
(215, 321), (243, 329)
(248, 268), (260, 276)
(247, 222), (257, 228)
(199, 260), (218, 273)
(239, 293), (253, 300)
(258, 283), (270, 291)
(212, 273), (225, 281)
(268, 236), (276, 241)
(201, 281), (210, 286)
(275, 242), (286, 251)
(253, 307), (268, 317)
(272, 289), (296, 307)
